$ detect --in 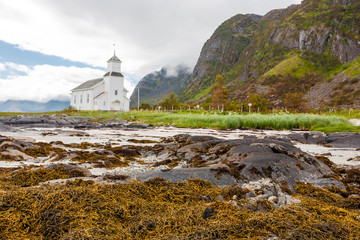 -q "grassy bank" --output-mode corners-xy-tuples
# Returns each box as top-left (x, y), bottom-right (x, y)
(70, 110), (357, 132)
(0, 110), (358, 133)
